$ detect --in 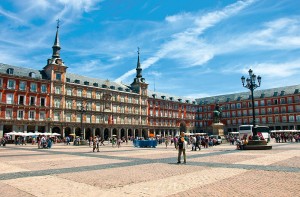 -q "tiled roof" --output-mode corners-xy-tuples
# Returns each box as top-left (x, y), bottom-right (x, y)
(196, 84), (300, 105)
